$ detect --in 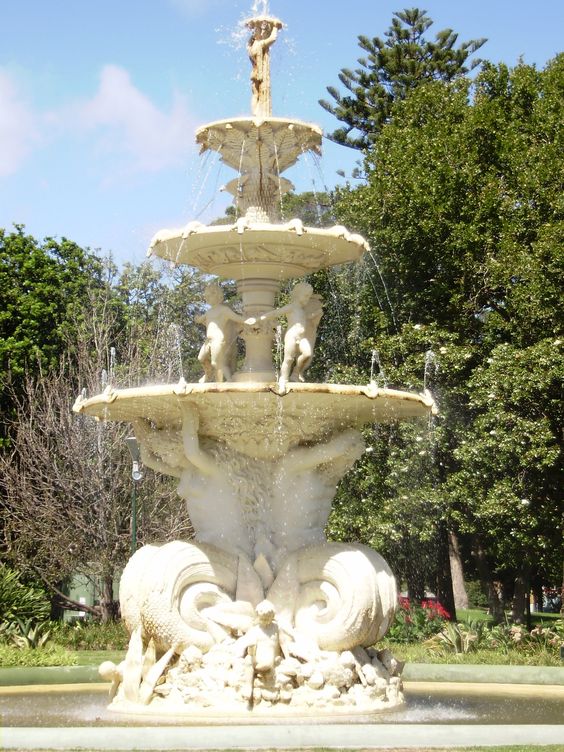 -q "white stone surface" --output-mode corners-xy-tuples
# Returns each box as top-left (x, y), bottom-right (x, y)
(69, 9), (438, 717)
(73, 382), (436, 460)
(114, 539), (400, 712)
